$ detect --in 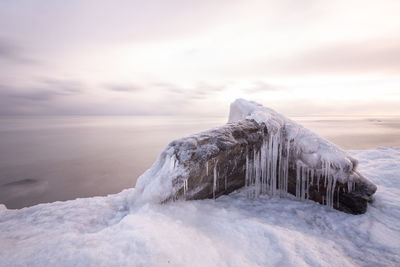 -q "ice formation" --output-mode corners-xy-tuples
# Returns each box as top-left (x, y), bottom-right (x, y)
(133, 146), (186, 204)
(228, 99), (370, 209)
(134, 99), (376, 213)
